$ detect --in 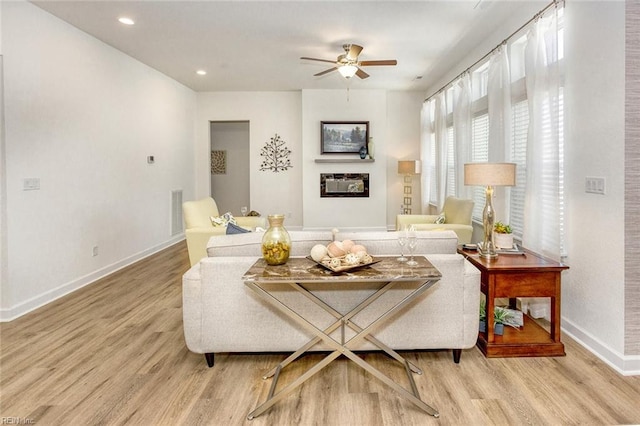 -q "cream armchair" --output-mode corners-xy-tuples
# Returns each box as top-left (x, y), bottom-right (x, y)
(396, 196), (475, 244)
(183, 197), (268, 266)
